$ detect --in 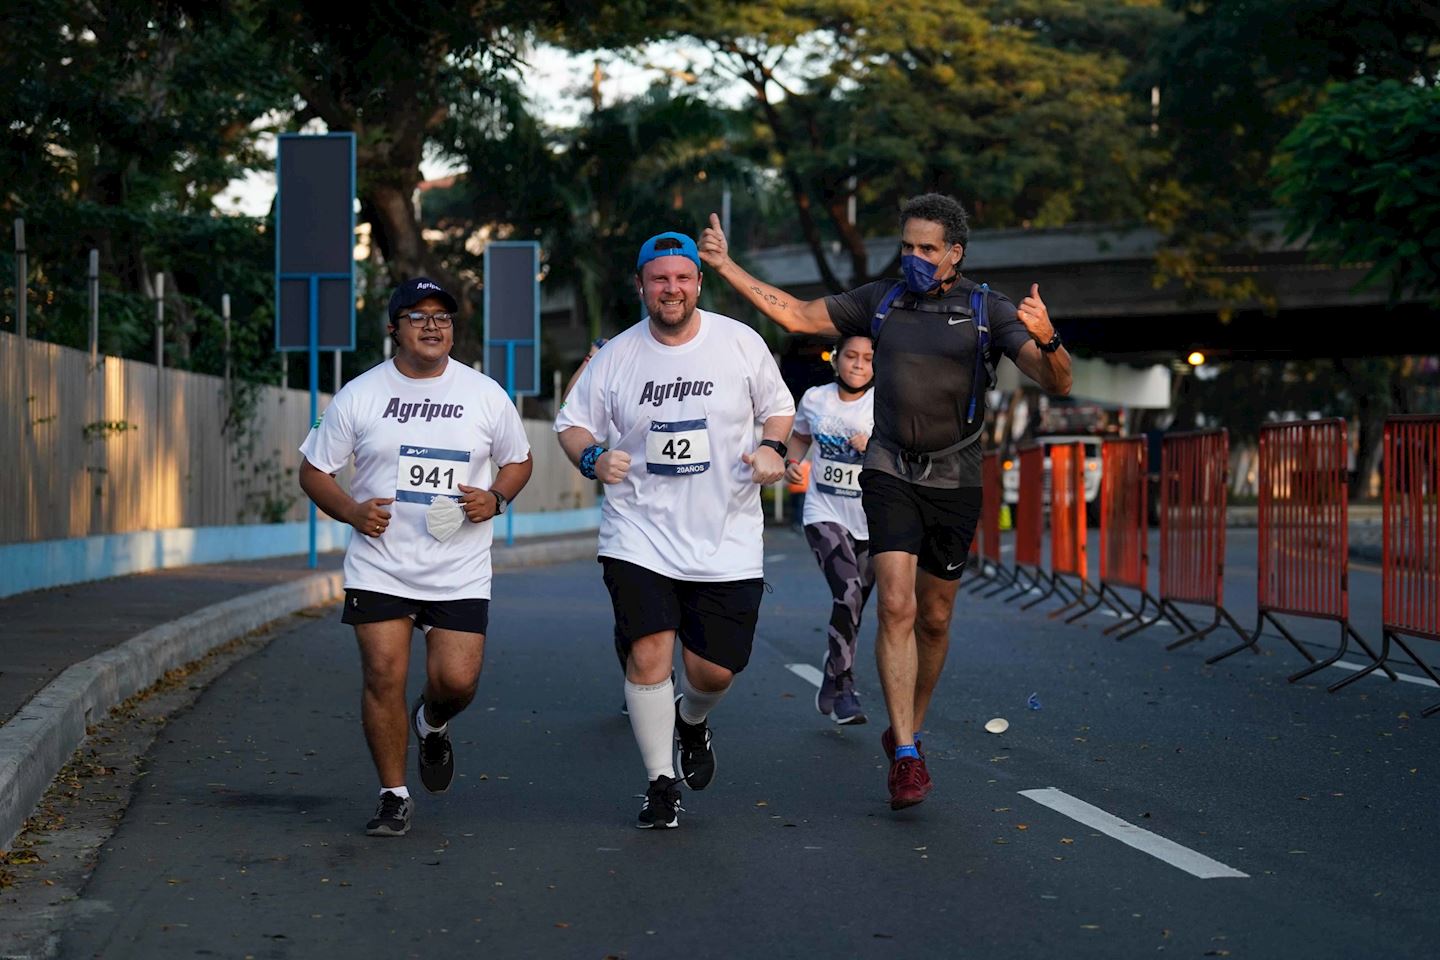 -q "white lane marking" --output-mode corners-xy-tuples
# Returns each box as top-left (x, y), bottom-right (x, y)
(786, 663), (824, 688)
(1330, 660), (1438, 689)
(766, 553), (788, 562)
(1019, 787), (1248, 880)
(1000, 545), (1013, 554)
